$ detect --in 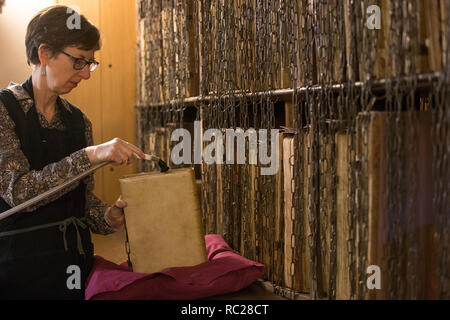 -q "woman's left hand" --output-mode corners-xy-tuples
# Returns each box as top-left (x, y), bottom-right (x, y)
(104, 196), (127, 229)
